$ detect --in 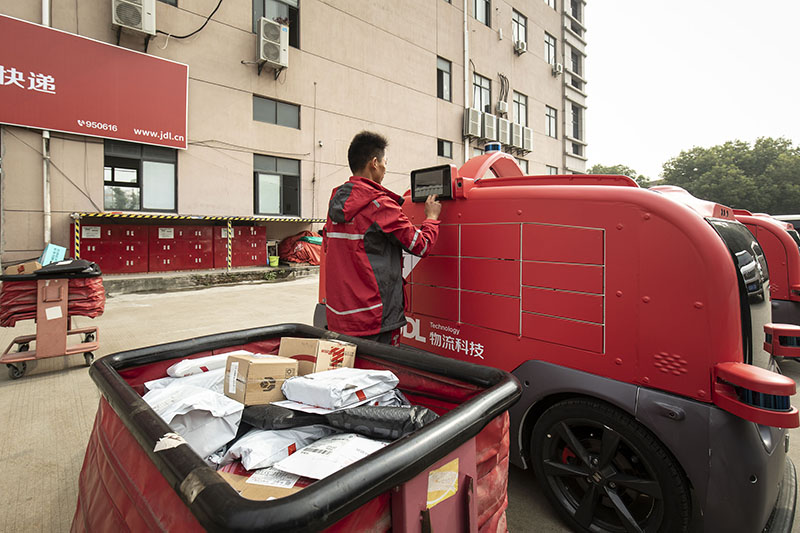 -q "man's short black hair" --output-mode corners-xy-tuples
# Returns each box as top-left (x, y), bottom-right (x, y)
(348, 131), (388, 174)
